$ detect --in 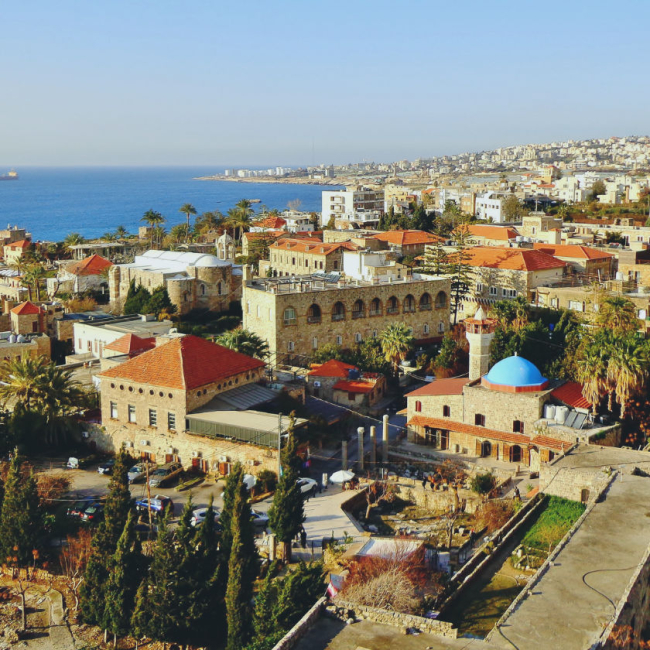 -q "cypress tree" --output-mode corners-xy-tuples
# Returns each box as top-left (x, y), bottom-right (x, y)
(131, 577), (151, 647)
(104, 511), (142, 646)
(272, 562), (324, 630)
(252, 564), (279, 640)
(219, 466), (240, 562)
(0, 454), (43, 565)
(268, 417), (305, 562)
(225, 463), (257, 650)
